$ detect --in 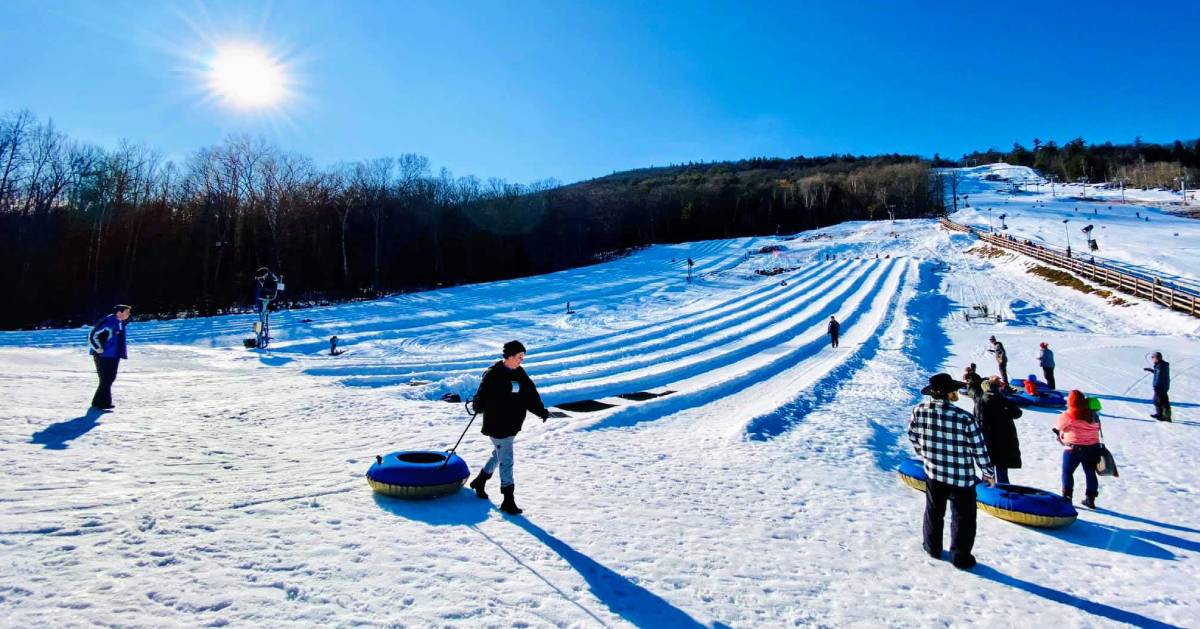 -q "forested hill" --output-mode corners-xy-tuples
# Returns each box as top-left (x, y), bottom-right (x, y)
(0, 110), (942, 329)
